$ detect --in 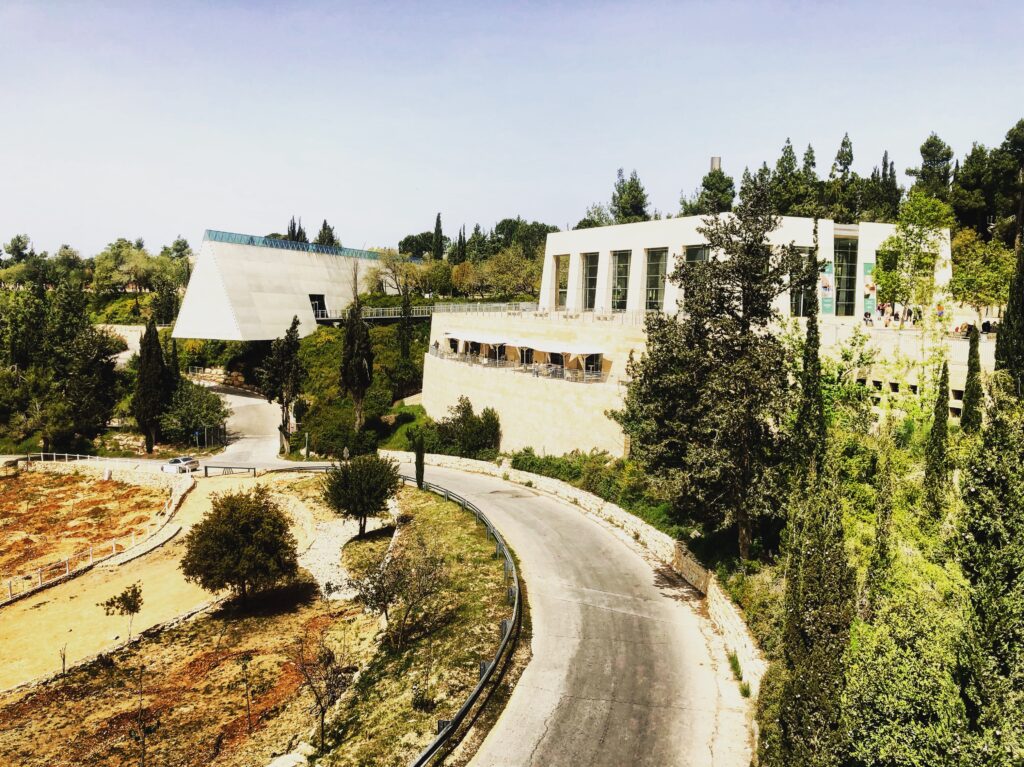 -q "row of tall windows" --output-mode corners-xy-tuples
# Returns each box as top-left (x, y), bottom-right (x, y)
(551, 247), (673, 312)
